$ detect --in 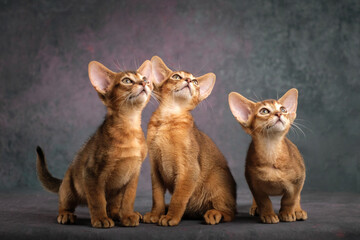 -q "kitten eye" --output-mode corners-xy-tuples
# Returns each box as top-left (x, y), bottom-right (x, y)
(122, 78), (133, 84)
(259, 108), (270, 114)
(172, 74), (182, 80)
(192, 79), (198, 85)
(280, 106), (287, 113)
